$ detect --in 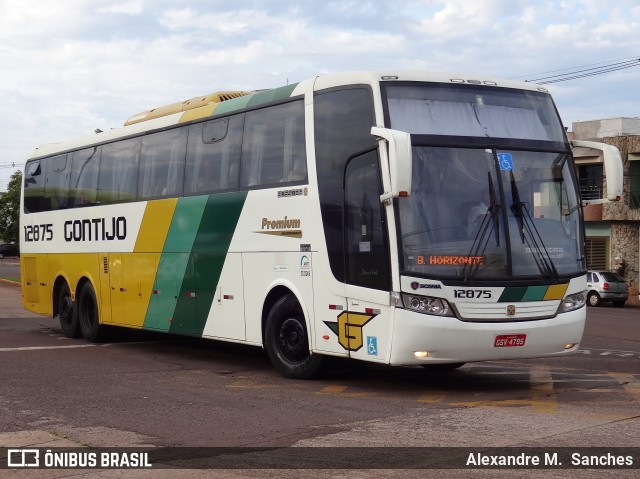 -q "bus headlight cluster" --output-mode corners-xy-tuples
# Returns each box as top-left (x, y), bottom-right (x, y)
(402, 294), (453, 317)
(558, 291), (586, 313)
